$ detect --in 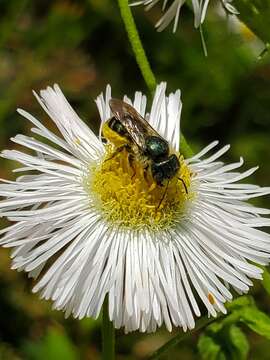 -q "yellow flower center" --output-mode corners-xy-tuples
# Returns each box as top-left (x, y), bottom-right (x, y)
(88, 146), (193, 231)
